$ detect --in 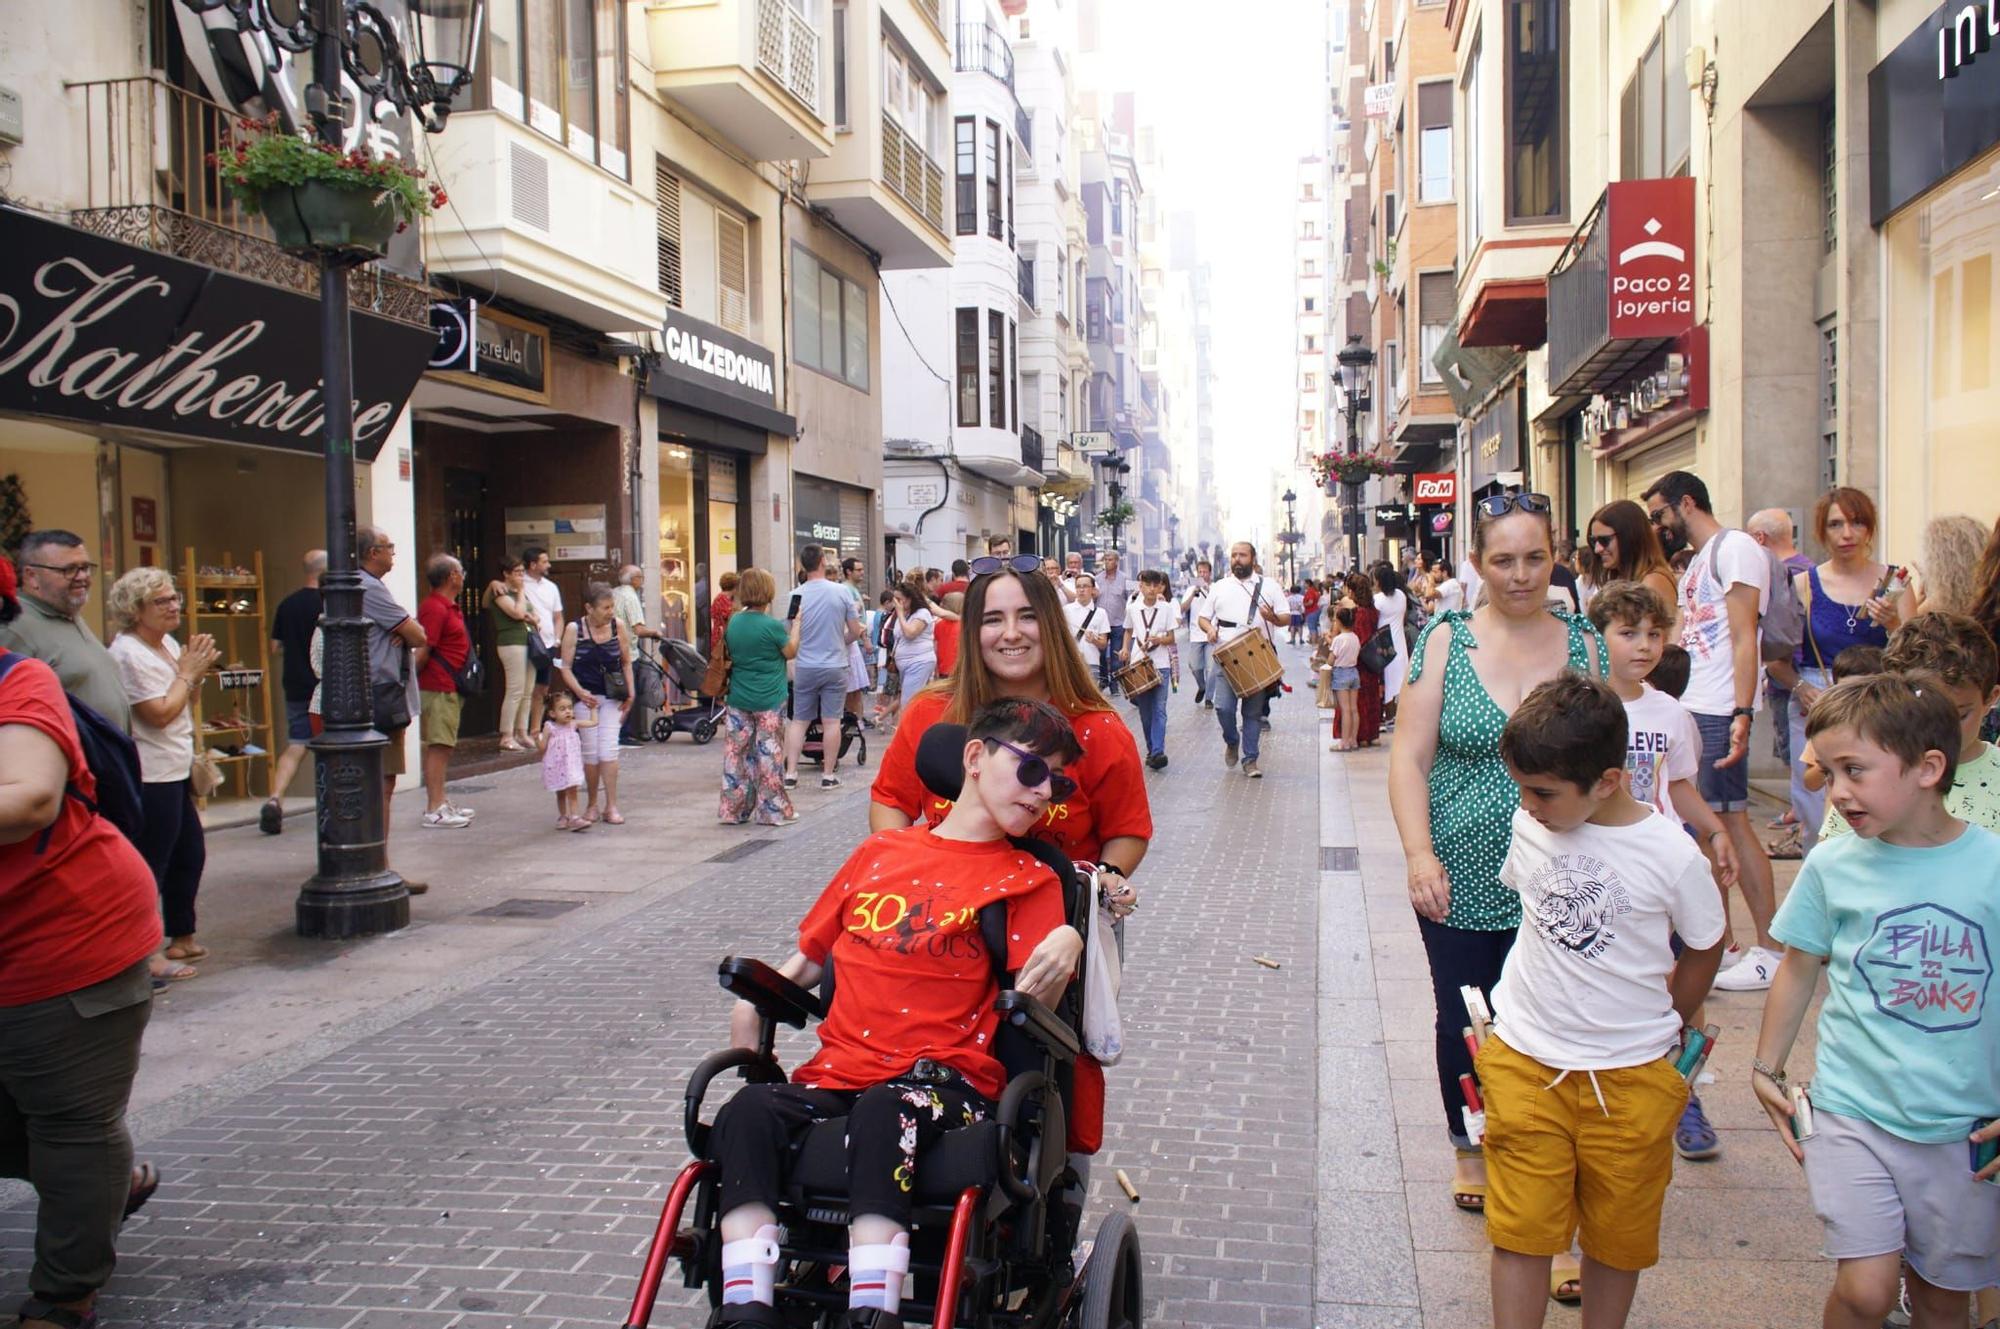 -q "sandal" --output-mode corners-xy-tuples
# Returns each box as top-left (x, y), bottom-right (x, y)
(563, 815), (591, 832)
(16, 1298), (99, 1329)
(497, 738), (525, 752)
(581, 806), (601, 825)
(124, 1162), (160, 1220)
(1766, 825), (1804, 860)
(1451, 1147), (1487, 1212)
(1549, 1256), (1582, 1305)
(164, 941), (208, 962)
(602, 808), (625, 825)
(150, 961), (198, 986)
